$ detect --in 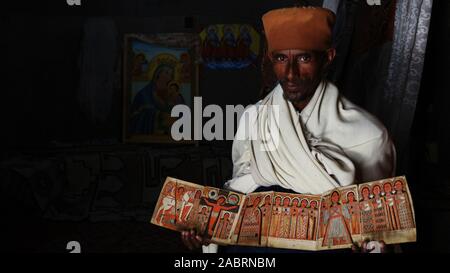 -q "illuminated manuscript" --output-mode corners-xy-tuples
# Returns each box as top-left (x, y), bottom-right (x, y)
(151, 176), (416, 250)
